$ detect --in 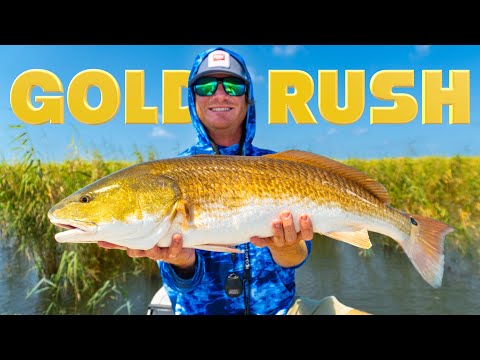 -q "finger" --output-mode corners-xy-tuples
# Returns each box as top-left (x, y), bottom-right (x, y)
(98, 241), (127, 250)
(126, 249), (146, 258)
(250, 236), (272, 248)
(299, 214), (314, 241)
(167, 234), (183, 259)
(271, 219), (285, 247)
(280, 211), (297, 245)
(144, 246), (165, 261)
